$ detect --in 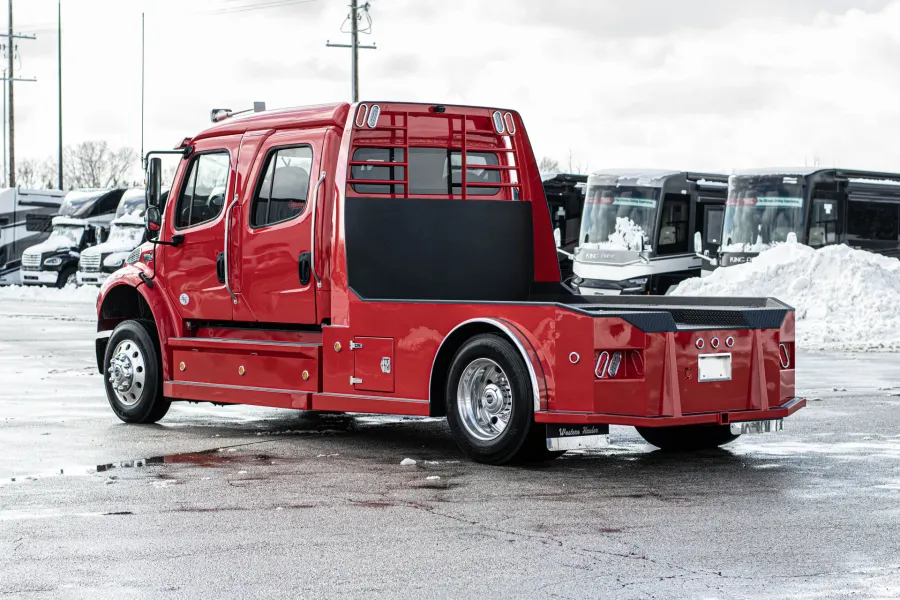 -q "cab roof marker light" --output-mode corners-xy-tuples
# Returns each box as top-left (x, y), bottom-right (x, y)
(595, 351), (610, 379)
(355, 104), (369, 128)
(492, 111), (505, 134)
(503, 112), (516, 135)
(367, 104), (381, 128)
(607, 351), (623, 378)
